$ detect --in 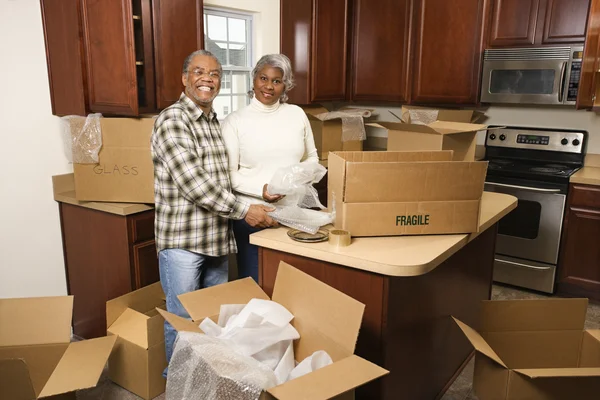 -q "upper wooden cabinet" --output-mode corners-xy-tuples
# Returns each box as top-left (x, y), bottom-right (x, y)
(41, 0), (204, 117)
(280, 0), (349, 104)
(351, 0), (412, 102)
(412, 0), (490, 105)
(489, 0), (590, 47)
(577, 0), (600, 110)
